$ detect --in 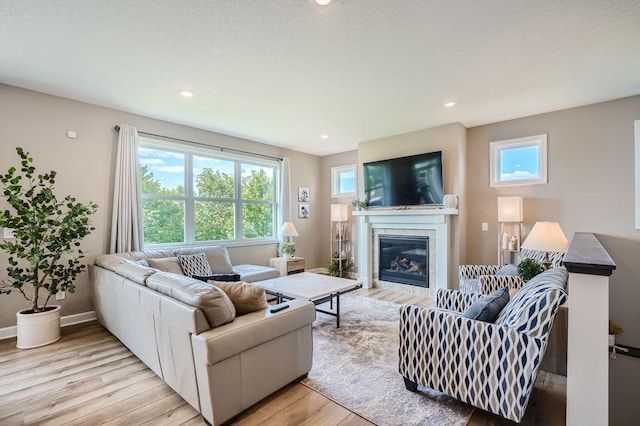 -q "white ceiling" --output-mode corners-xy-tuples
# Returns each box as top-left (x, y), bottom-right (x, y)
(1, 1), (639, 156)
